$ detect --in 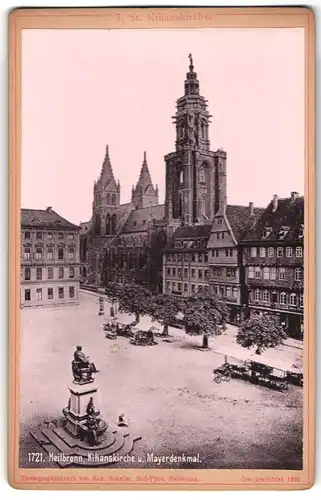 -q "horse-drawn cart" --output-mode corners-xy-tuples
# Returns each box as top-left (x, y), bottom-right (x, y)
(213, 346), (302, 391)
